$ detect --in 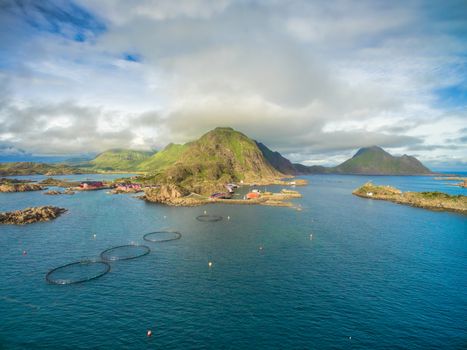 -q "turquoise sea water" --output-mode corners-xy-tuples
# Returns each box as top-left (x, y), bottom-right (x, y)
(0, 174), (466, 349)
